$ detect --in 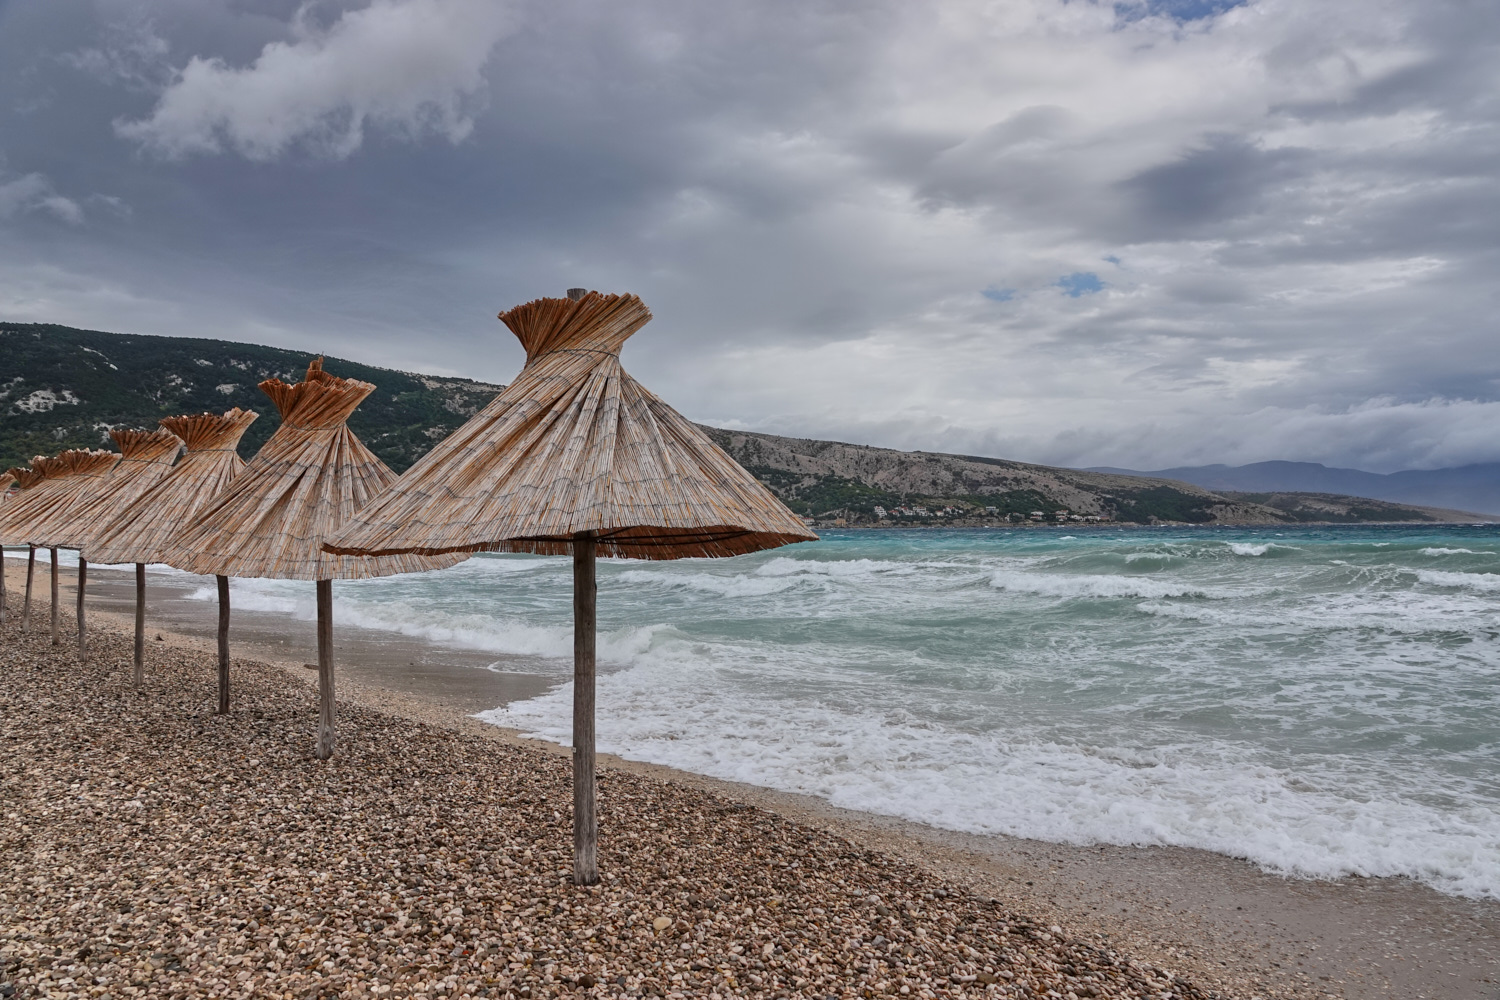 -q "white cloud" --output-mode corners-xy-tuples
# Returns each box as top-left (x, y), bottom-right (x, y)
(115, 0), (516, 160)
(0, 173), (84, 225)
